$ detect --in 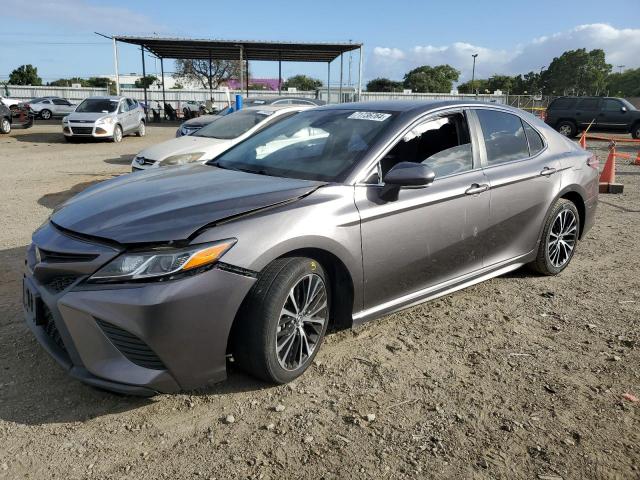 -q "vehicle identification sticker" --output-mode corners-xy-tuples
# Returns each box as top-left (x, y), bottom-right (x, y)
(348, 111), (391, 122)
